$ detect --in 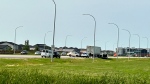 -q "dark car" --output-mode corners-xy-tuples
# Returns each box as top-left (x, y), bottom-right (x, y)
(21, 50), (28, 55)
(53, 51), (60, 58)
